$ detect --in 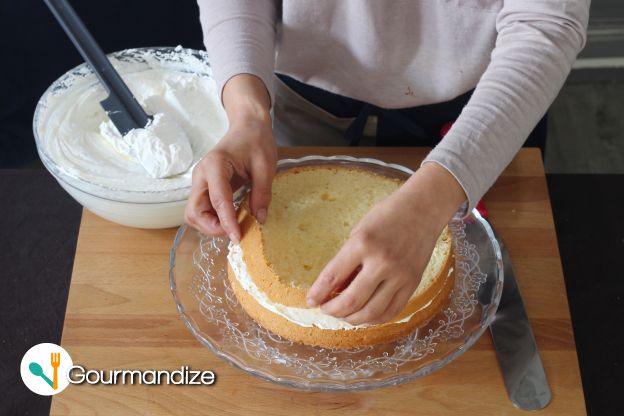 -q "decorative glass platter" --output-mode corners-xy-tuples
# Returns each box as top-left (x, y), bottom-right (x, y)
(169, 156), (504, 391)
